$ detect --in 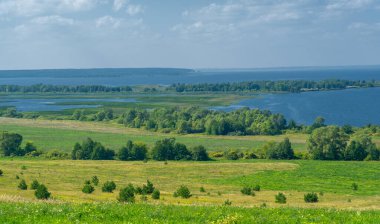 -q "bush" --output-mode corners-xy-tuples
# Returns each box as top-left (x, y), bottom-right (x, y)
(35, 184), (51, 200)
(0, 169), (3, 176)
(241, 187), (253, 196)
(352, 183), (358, 191)
(91, 176), (99, 186)
(152, 189), (160, 200)
(224, 150), (243, 160)
(135, 186), (143, 195)
(102, 181), (116, 193)
(200, 187), (206, 192)
(224, 199), (232, 206)
(253, 185), (261, 191)
(173, 185), (192, 198)
(304, 192), (319, 203)
(82, 184), (95, 194)
(18, 179), (27, 190)
(30, 180), (40, 190)
(118, 184), (135, 203)
(191, 145), (210, 161)
(275, 192), (287, 204)
(142, 180), (155, 194)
